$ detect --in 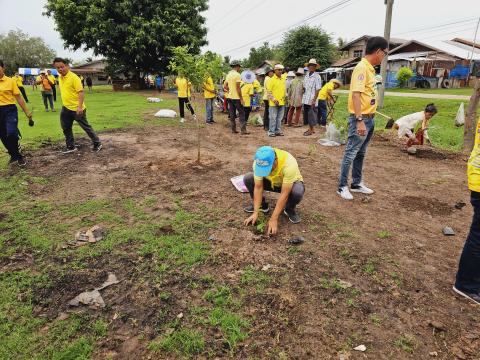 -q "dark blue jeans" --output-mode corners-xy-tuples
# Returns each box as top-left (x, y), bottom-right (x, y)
(0, 104), (22, 160)
(205, 98), (214, 122)
(455, 191), (480, 293)
(339, 115), (375, 188)
(317, 100), (328, 126)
